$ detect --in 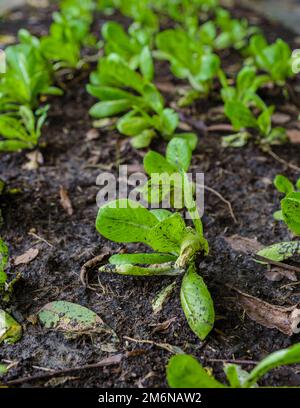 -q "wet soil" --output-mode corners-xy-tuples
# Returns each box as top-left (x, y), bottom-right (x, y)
(0, 2), (300, 388)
